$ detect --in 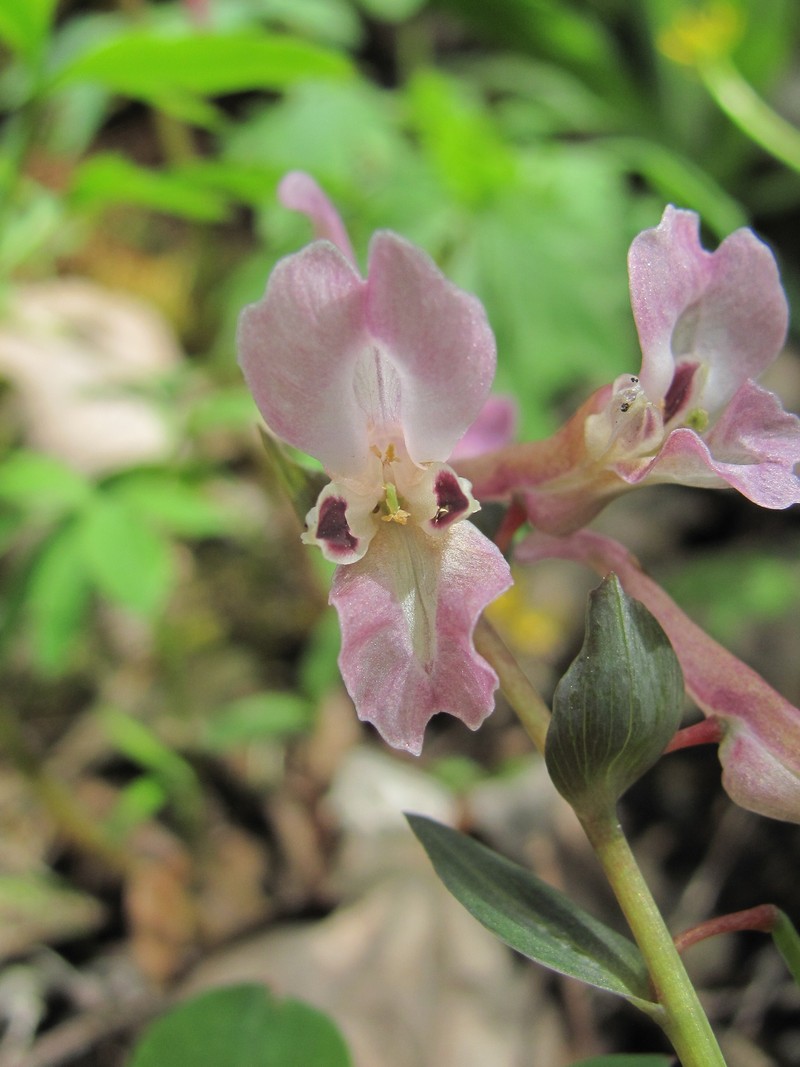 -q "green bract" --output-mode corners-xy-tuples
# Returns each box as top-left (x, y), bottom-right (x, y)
(546, 574), (684, 815)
